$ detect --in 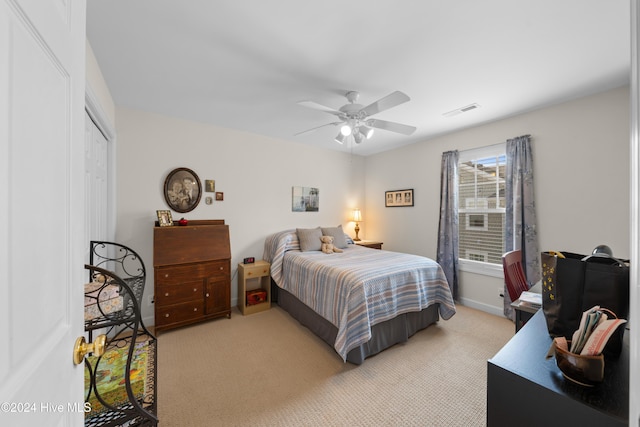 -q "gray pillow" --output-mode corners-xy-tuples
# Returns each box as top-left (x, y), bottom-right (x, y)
(321, 225), (348, 249)
(296, 227), (323, 252)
